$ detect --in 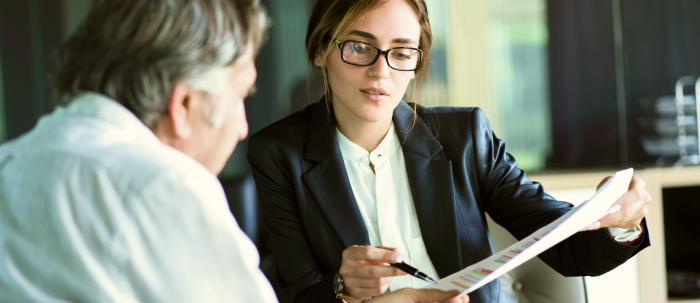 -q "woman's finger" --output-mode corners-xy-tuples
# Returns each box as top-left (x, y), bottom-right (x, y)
(377, 245), (403, 255)
(343, 263), (404, 278)
(447, 294), (471, 303)
(343, 245), (403, 263)
(598, 192), (650, 229)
